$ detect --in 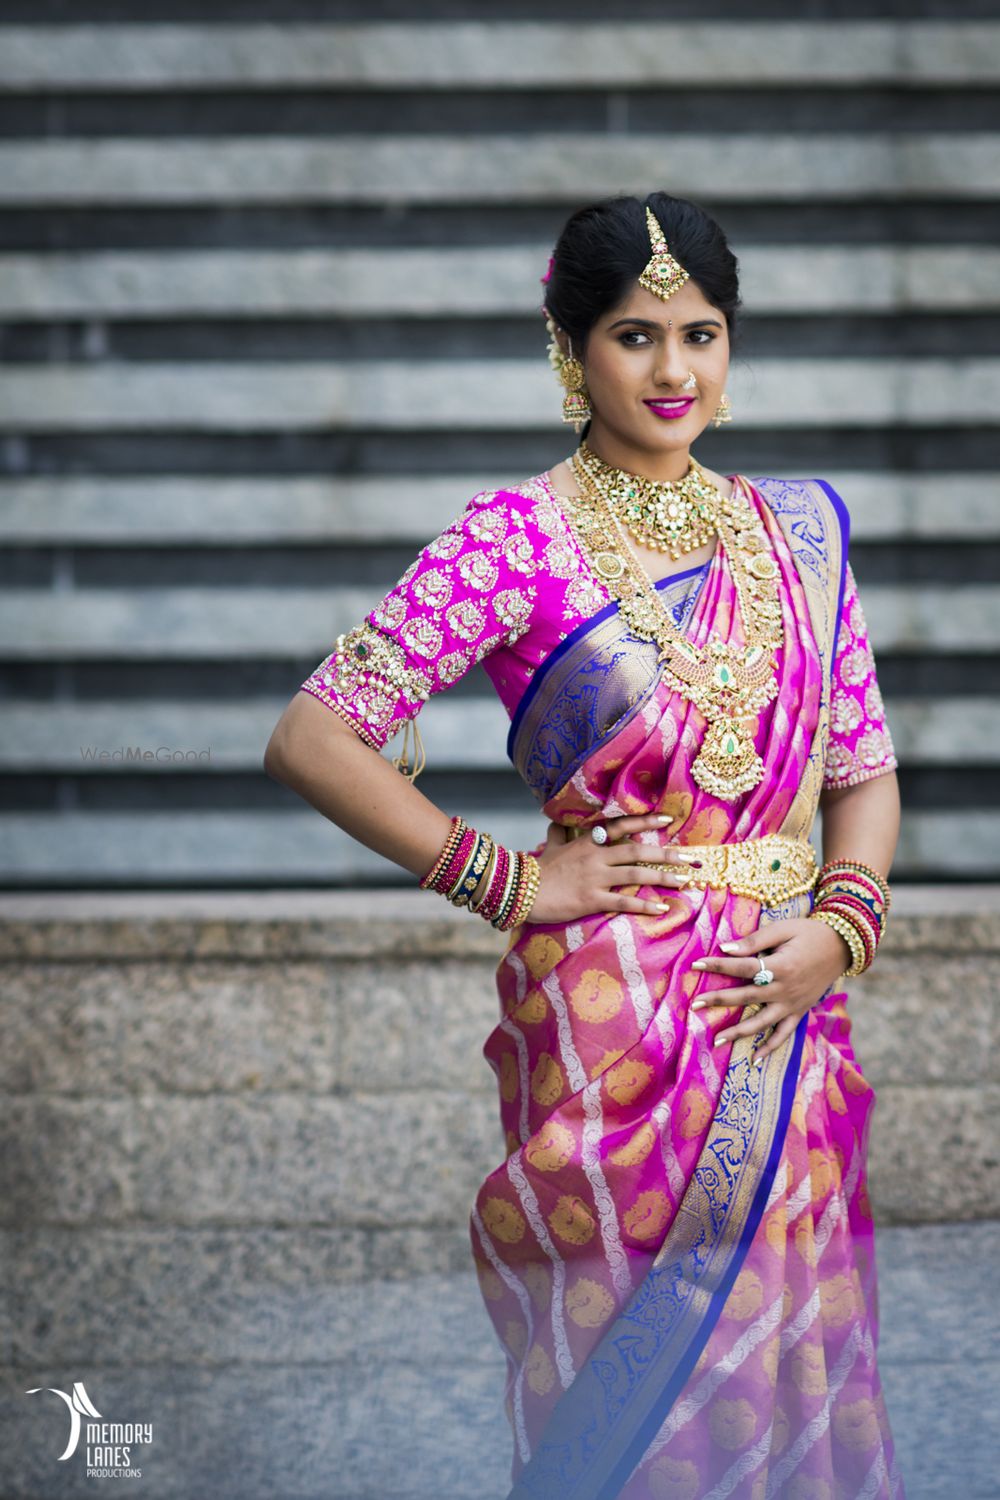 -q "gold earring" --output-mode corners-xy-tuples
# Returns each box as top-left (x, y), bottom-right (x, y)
(559, 337), (591, 431)
(713, 393), (732, 428)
